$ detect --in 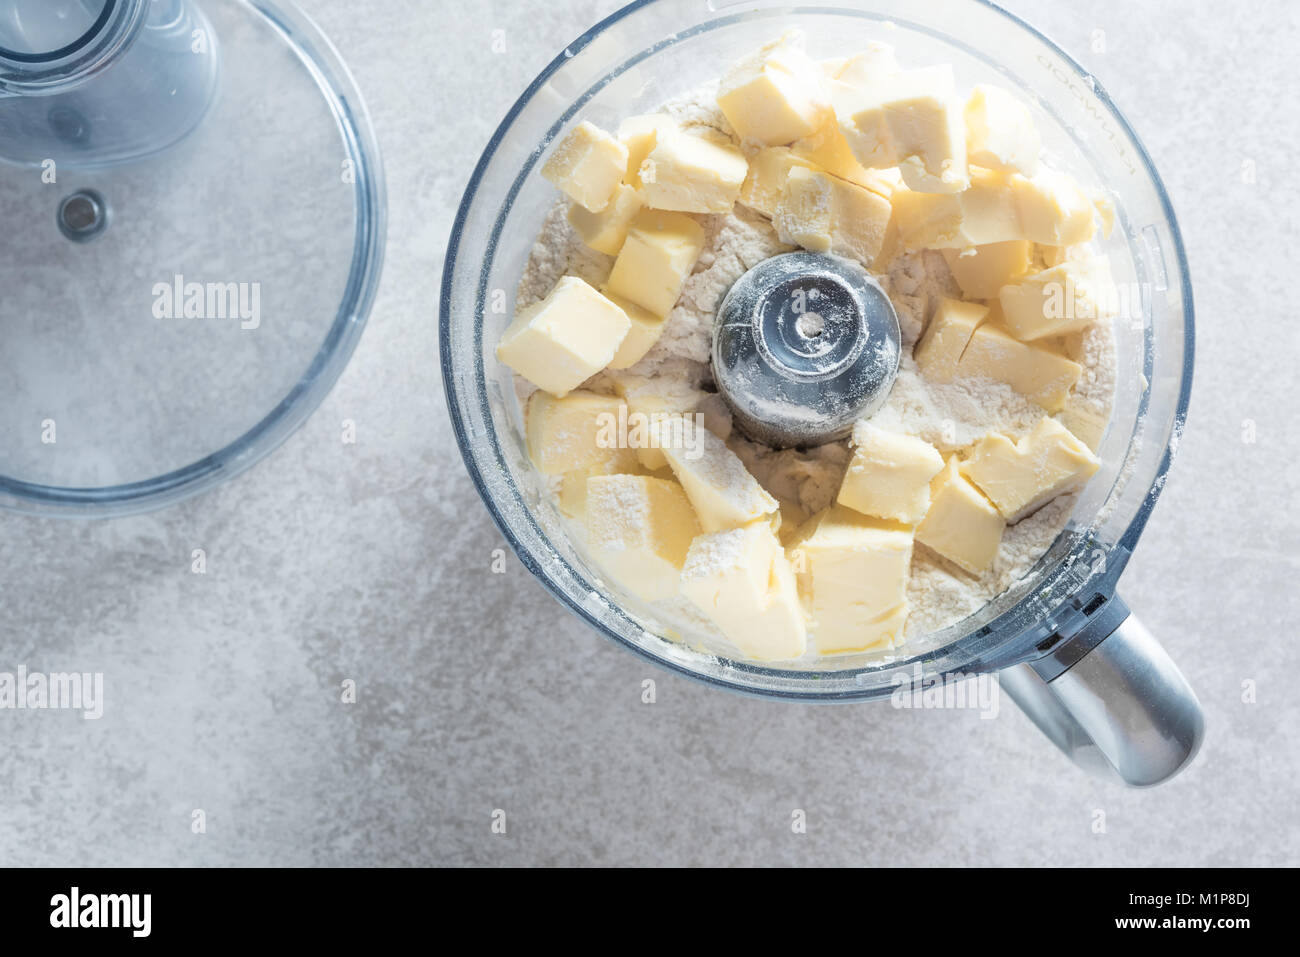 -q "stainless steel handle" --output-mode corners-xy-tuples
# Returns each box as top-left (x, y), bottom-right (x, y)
(1001, 596), (1204, 787)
